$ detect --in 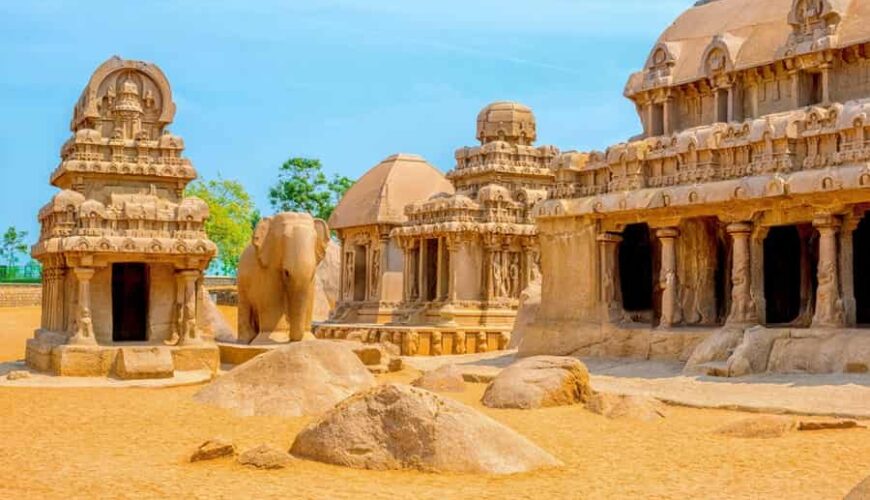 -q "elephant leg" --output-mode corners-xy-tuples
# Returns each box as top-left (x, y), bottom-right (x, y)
(287, 277), (316, 342)
(237, 292), (256, 344)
